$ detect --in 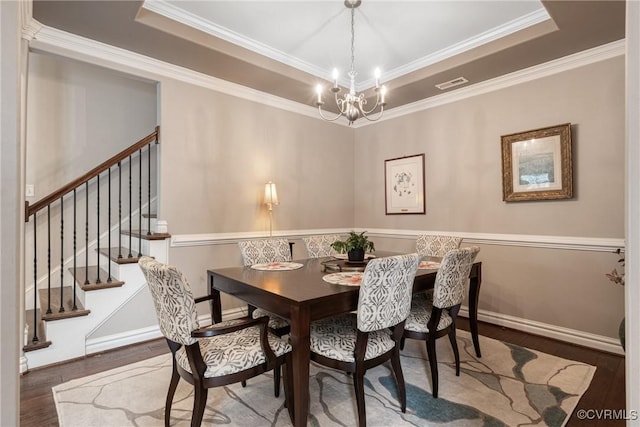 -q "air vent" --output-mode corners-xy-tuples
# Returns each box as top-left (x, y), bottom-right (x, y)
(435, 77), (469, 90)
